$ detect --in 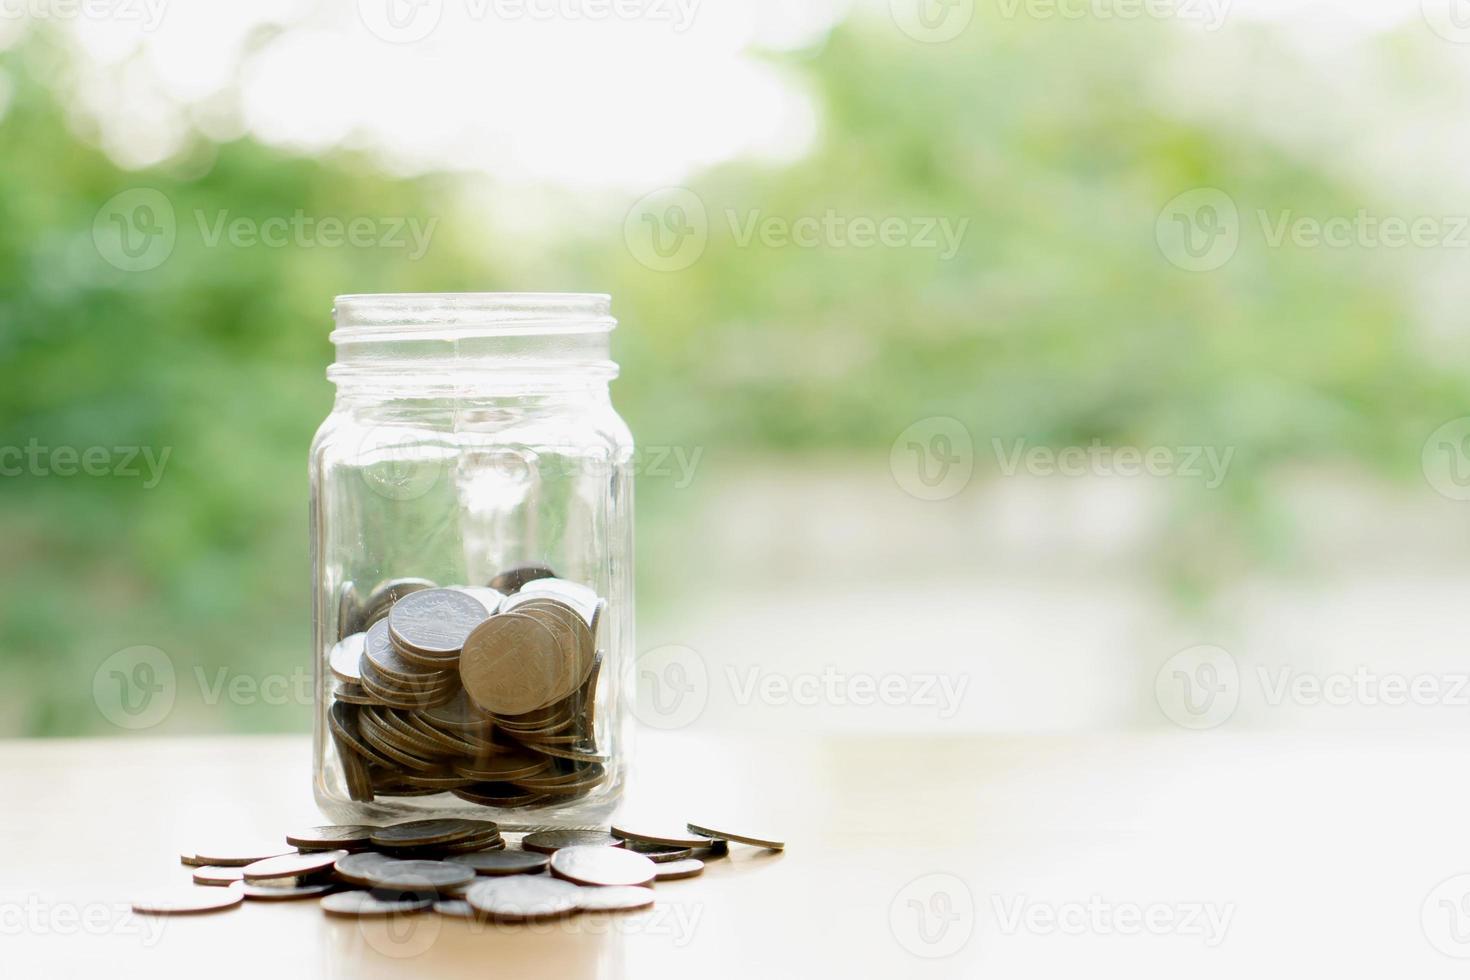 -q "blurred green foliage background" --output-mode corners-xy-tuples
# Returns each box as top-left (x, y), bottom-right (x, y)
(1, 8), (1465, 734)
